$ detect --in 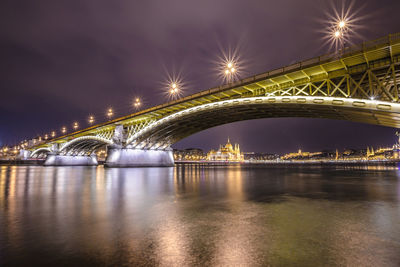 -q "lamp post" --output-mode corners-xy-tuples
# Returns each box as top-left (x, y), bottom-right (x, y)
(333, 19), (348, 55)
